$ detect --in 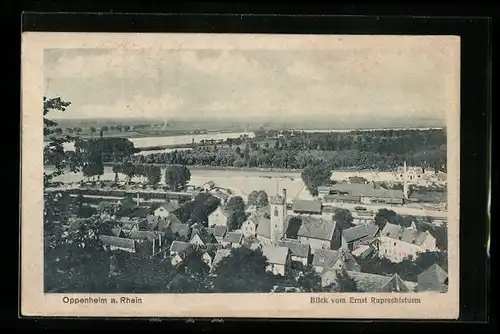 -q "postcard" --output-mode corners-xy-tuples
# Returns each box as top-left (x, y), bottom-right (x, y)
(21, 32), (460, 318)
